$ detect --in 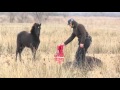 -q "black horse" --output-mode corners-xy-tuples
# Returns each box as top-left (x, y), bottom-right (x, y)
(16, 23), (41, 61)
